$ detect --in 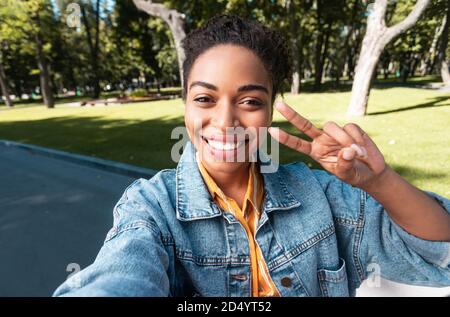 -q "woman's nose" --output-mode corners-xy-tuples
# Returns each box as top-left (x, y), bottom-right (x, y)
(212, 100), (239, 129)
